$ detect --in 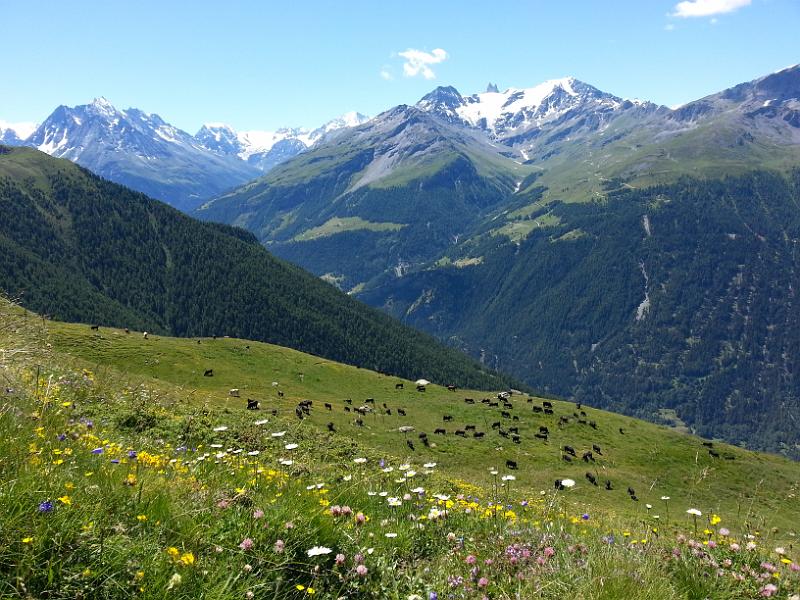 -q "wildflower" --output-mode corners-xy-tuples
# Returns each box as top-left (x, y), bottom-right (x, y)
(385, 533), (398, 538)
(429, 593), (438, 600)
(179, 552), (195, 566)
(279, 459), (293, 466)
(544, 547), (555, 557)
(274, 539), (285, 553)
(253, 509), (264, 519)
(335, 553), (346, 565)
(501, 475), (516, 482)
(661, 496), (670, 500)
(466, 555), (477, 565)
(285, 443), (299, 450)
(710, 514), (721, 525)
(478, 577), (489, 588)
(356, 564), (368, 577)
(38, 500), (54, 513)
(136, 515), (148, 522)
(423, 462), (437, 468)
(242, 564), (253, 572)
(271, 431), (286, 437)
(353, 457), (367, 464)
(307, 546), (332, 557)
(686, 508), (702, 516)
(57, 495), (71, 506)
(355, 512), (367, 525)
(719, 527), (730, 536)
(167, 573), (182, 589)
(21, 537), (34, 544)
(760, 584), (778, 597)
(239, 538), (255, 551)
(91, 447), (104, 454)
(213, 426), (228, 432)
